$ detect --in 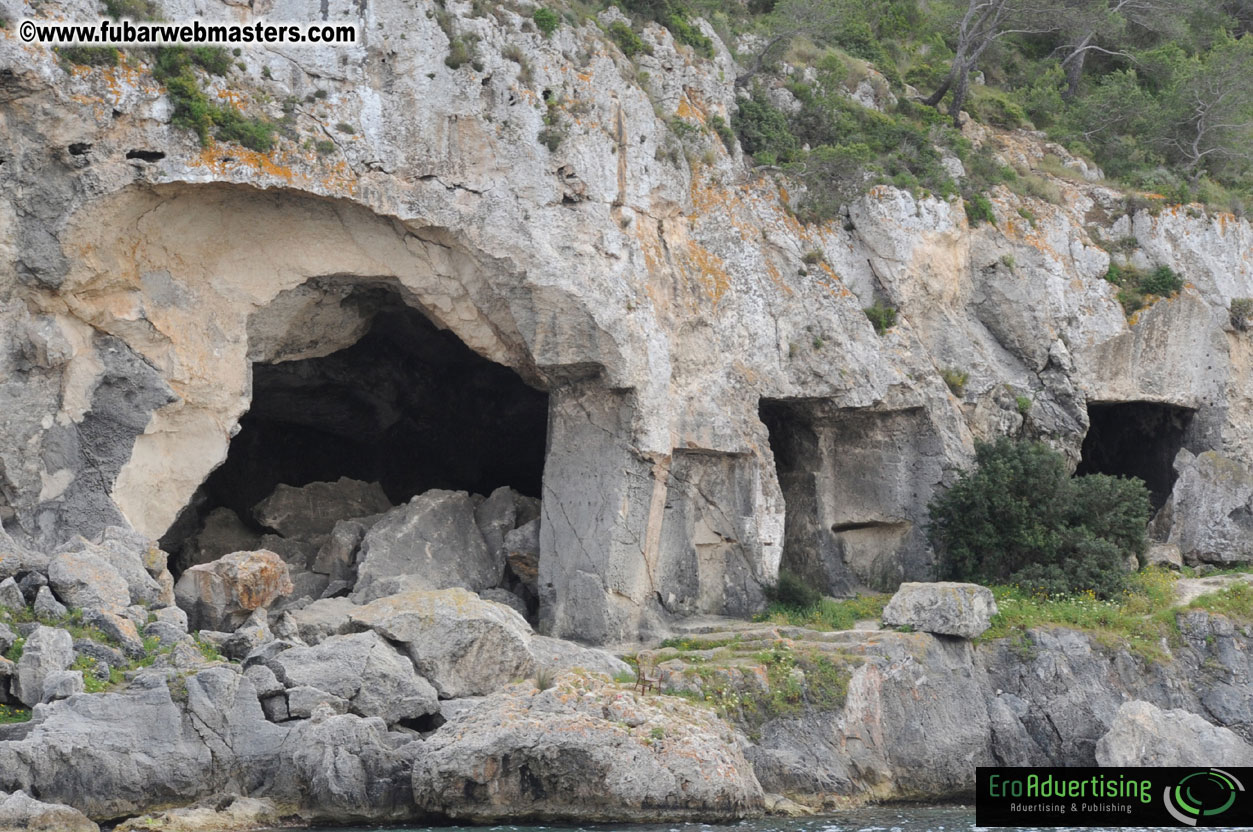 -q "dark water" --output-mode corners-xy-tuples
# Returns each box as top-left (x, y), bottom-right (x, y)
(293, 805), (1252, 832)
